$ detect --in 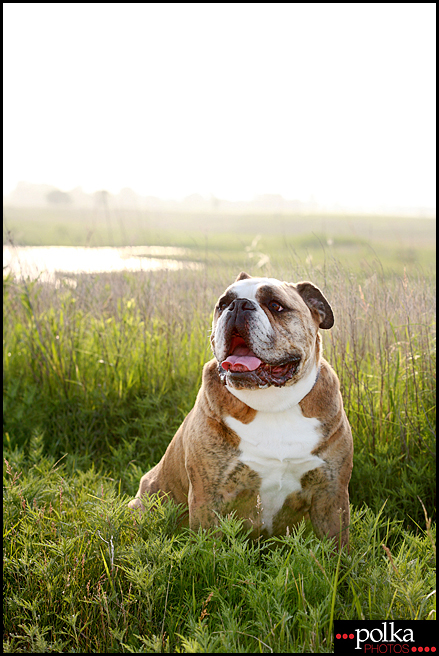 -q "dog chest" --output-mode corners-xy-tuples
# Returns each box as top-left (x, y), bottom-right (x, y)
(224, 406), (324, 533)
